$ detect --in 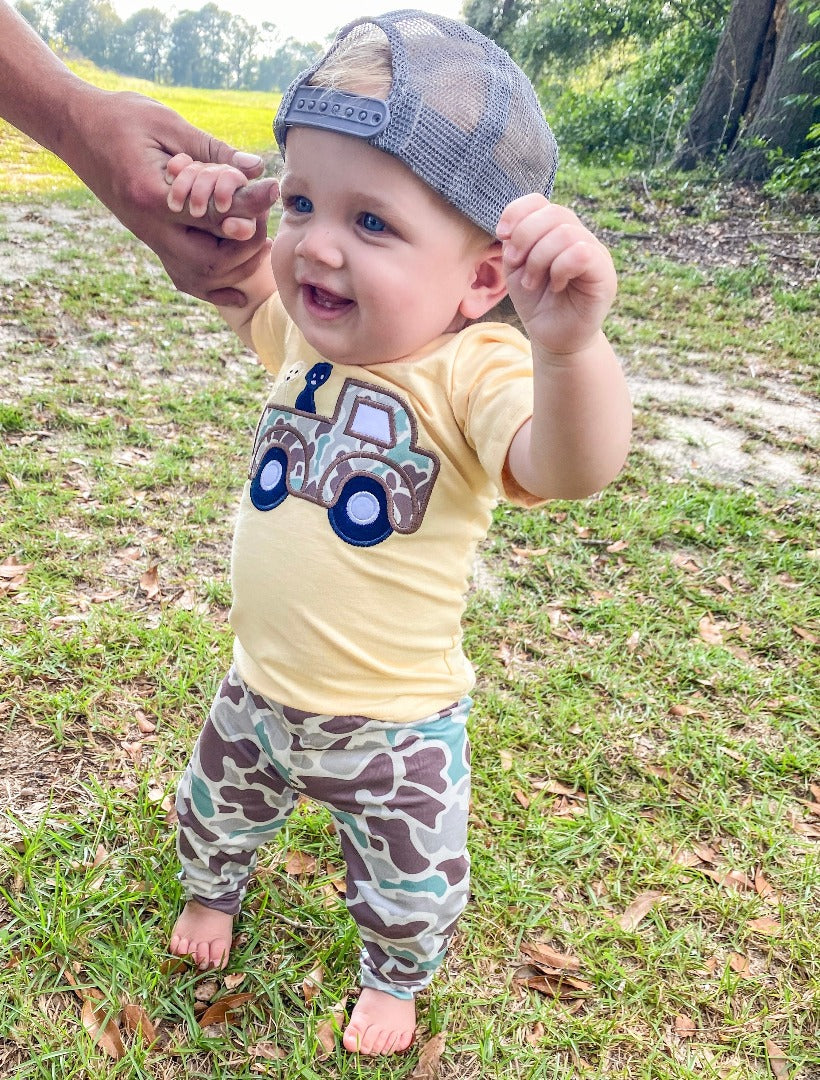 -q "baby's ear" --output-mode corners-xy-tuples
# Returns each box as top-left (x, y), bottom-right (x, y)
(459, 241), (508, 321)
